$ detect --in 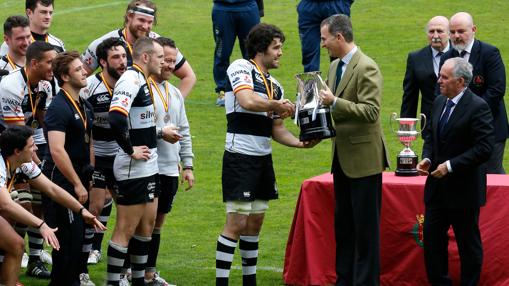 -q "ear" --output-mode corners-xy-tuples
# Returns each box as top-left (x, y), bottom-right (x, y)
(61, 73), (70, 83)
(26, 9), (33, 18)
(336, 32), (344, 42)
(472, 25), (477, 34)
(142, 52), (150, 64)
(3, 35), (8, 44)
(30, 58), (38, 68)
(99, 58), (107, 69)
